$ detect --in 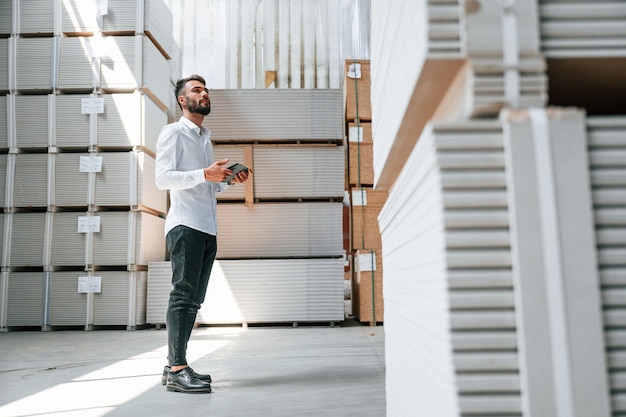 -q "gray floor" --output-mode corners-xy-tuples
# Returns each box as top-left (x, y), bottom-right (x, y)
(0, 322), (385, 417)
